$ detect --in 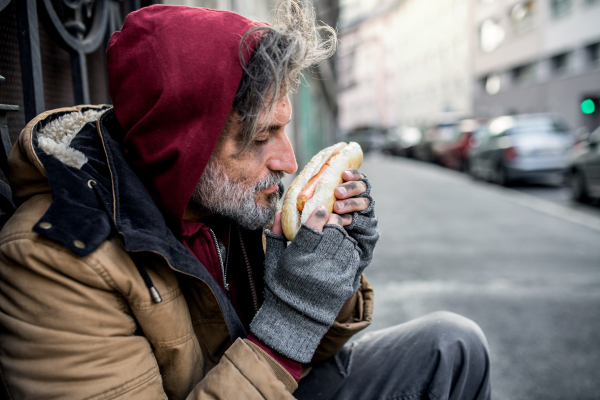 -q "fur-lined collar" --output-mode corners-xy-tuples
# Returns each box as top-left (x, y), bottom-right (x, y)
(38, 109), (105, 169)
